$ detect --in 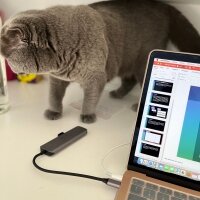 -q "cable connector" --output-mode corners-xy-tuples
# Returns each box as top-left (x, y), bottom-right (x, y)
(106, 174), (122, 188)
